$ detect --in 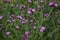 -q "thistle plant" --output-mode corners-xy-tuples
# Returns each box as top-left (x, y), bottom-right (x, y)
(0, 0), (60, 40)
